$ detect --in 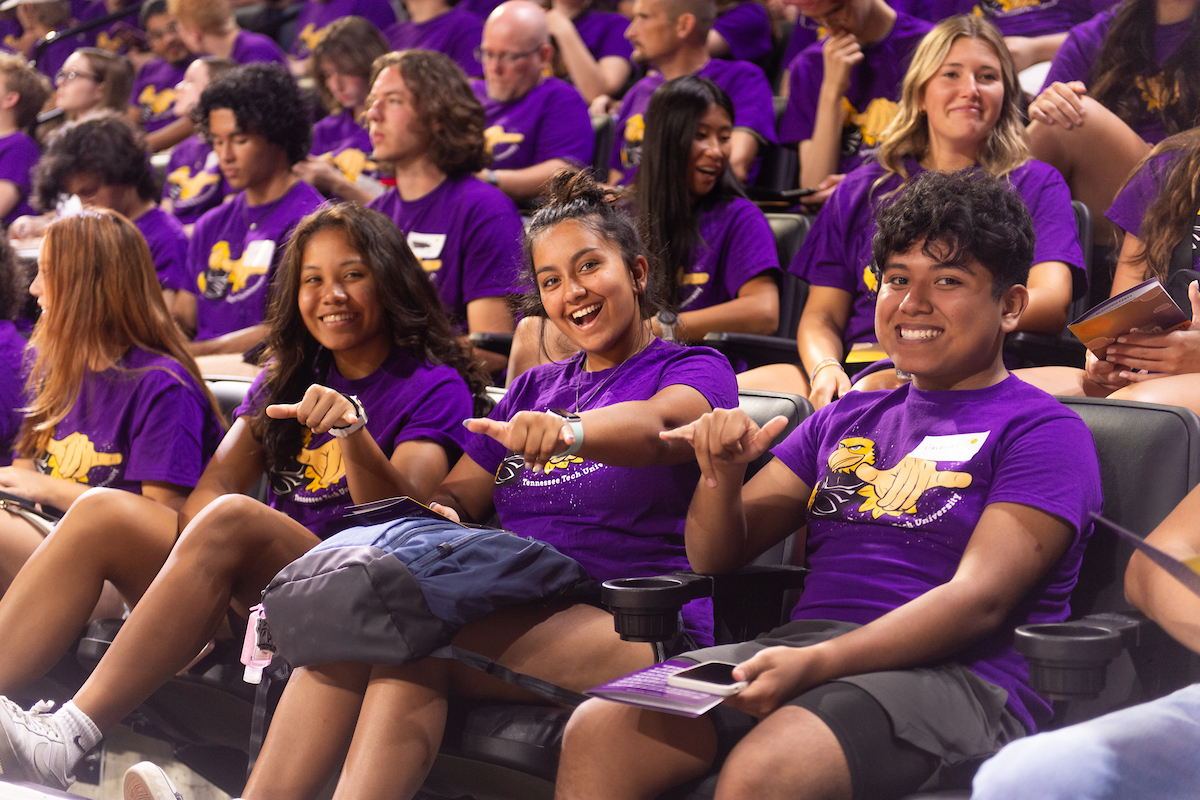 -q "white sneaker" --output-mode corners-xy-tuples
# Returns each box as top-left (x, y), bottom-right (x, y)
(124, 761), (184, 800)
(0, 697), (73, 789)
